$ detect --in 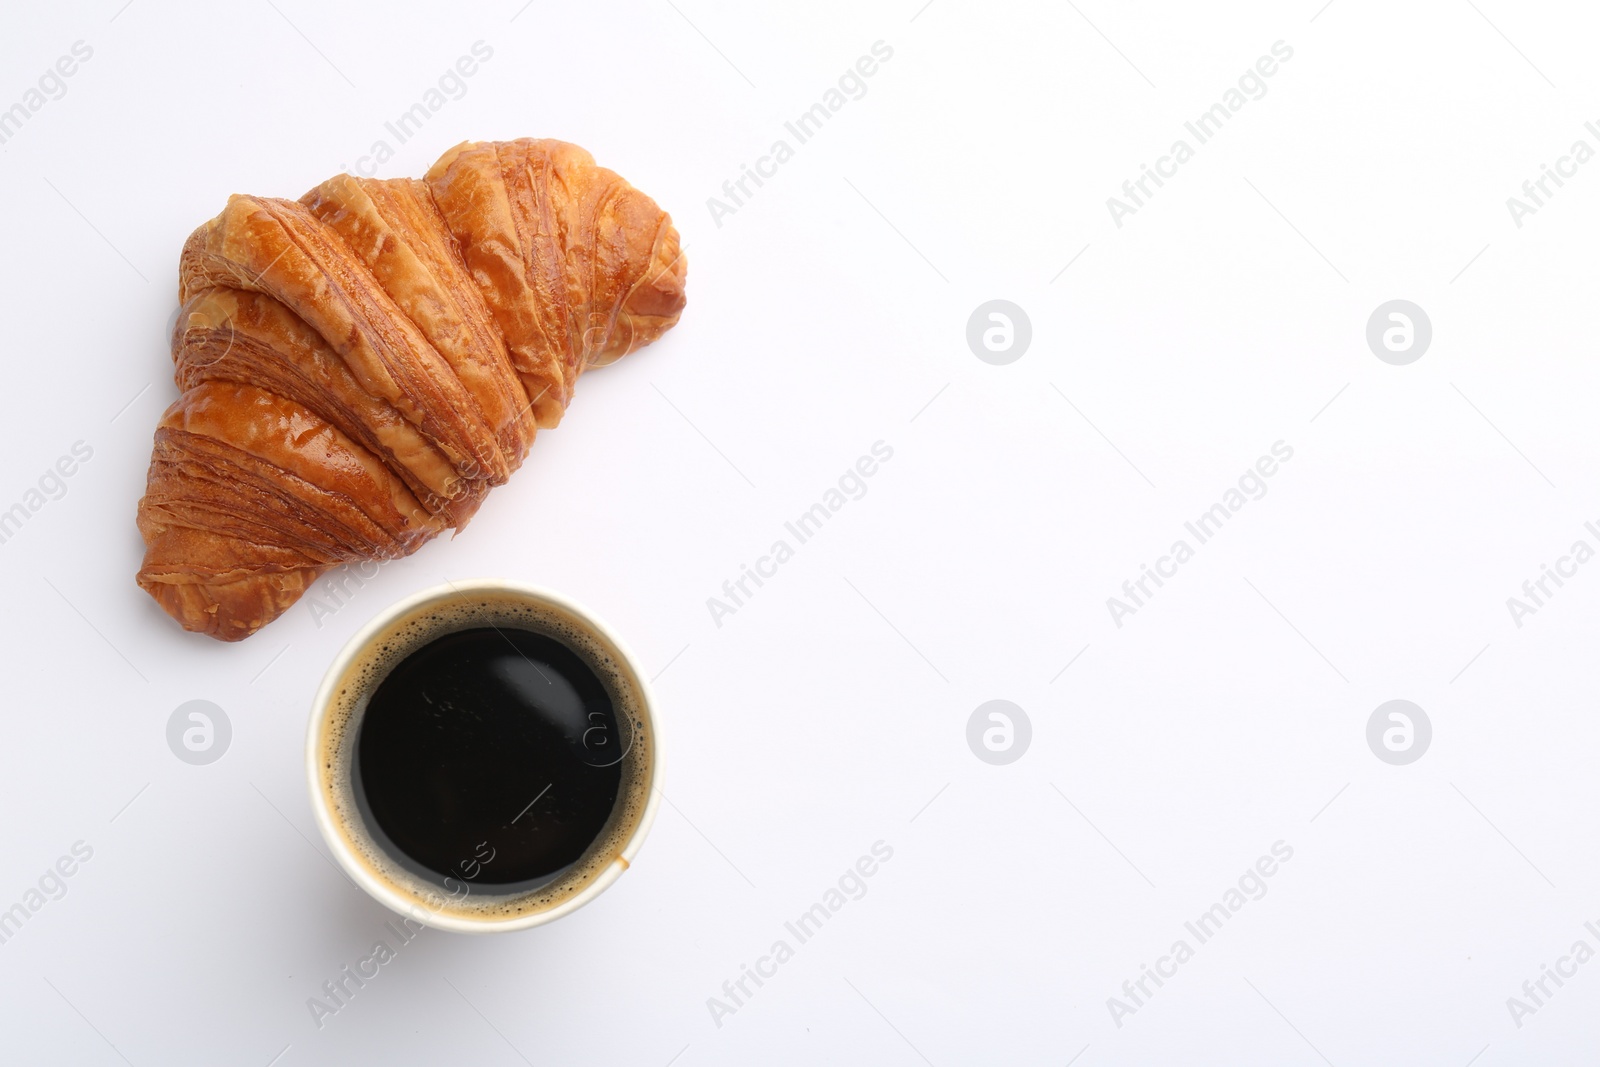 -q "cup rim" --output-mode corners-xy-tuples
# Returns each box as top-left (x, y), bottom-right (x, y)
(304, 578), (661, 934)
